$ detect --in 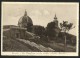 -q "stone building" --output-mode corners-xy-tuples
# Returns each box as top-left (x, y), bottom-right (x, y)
(53, 14), (58, 26)
(53, 14), (61, 37)
(7, 10), (34, 39)
(10, 27), (27, 39)
(18, 10), (33, 32)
